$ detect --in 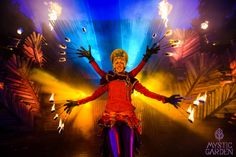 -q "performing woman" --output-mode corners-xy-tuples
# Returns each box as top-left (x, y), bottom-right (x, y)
(64, 47), (182, 157)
